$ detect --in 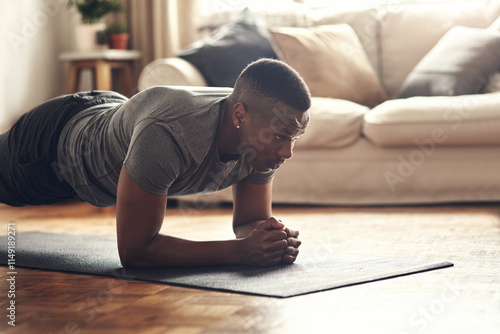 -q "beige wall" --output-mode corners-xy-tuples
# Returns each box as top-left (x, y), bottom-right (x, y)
(0, 0), (77, 133)
(0, 0), (198, 133)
